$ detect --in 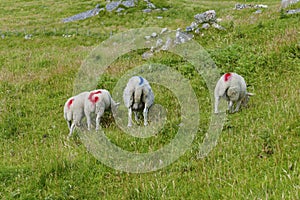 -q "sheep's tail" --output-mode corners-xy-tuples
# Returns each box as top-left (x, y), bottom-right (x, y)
(64, 108), (73, 122)
(134, 87), (143, 102)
